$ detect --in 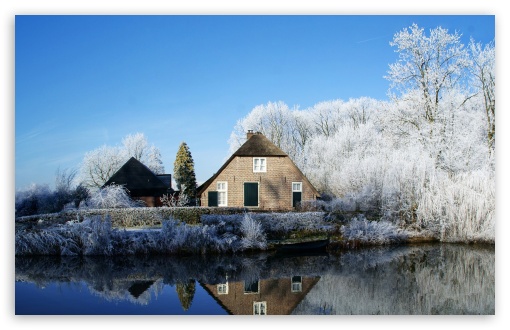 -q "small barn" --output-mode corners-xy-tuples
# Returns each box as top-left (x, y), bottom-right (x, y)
(197, 131), (319, 210)
(102, 157), (174, 207)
